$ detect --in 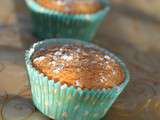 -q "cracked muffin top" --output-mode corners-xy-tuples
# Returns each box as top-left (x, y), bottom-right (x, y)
(32, 43), (125, 89)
